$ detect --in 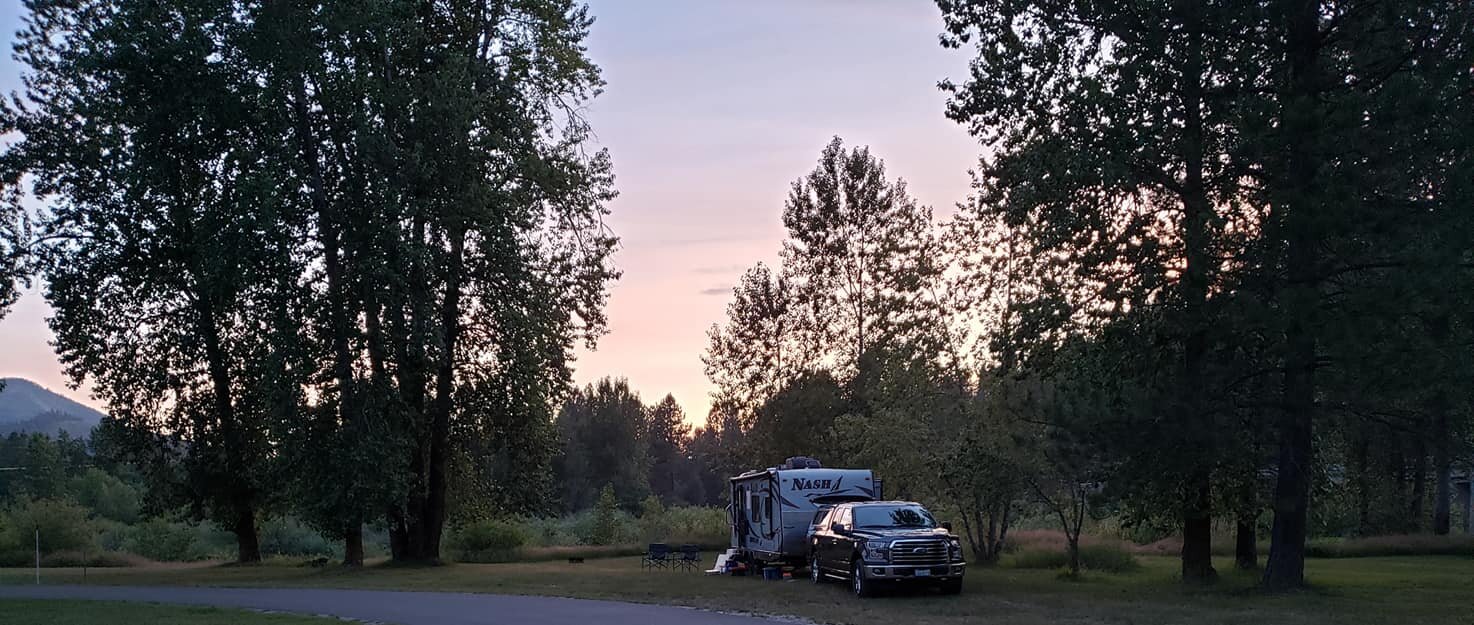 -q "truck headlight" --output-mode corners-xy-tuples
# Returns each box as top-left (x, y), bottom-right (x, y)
(862, 541), (889, 563)
(948, 538), (963, 561)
